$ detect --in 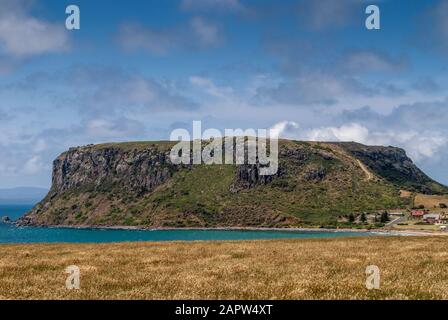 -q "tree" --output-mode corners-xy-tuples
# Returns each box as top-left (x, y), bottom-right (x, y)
(360, 212), (367, 223)
(348, 213), (355, 223)
(380, 211), (389, 223)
